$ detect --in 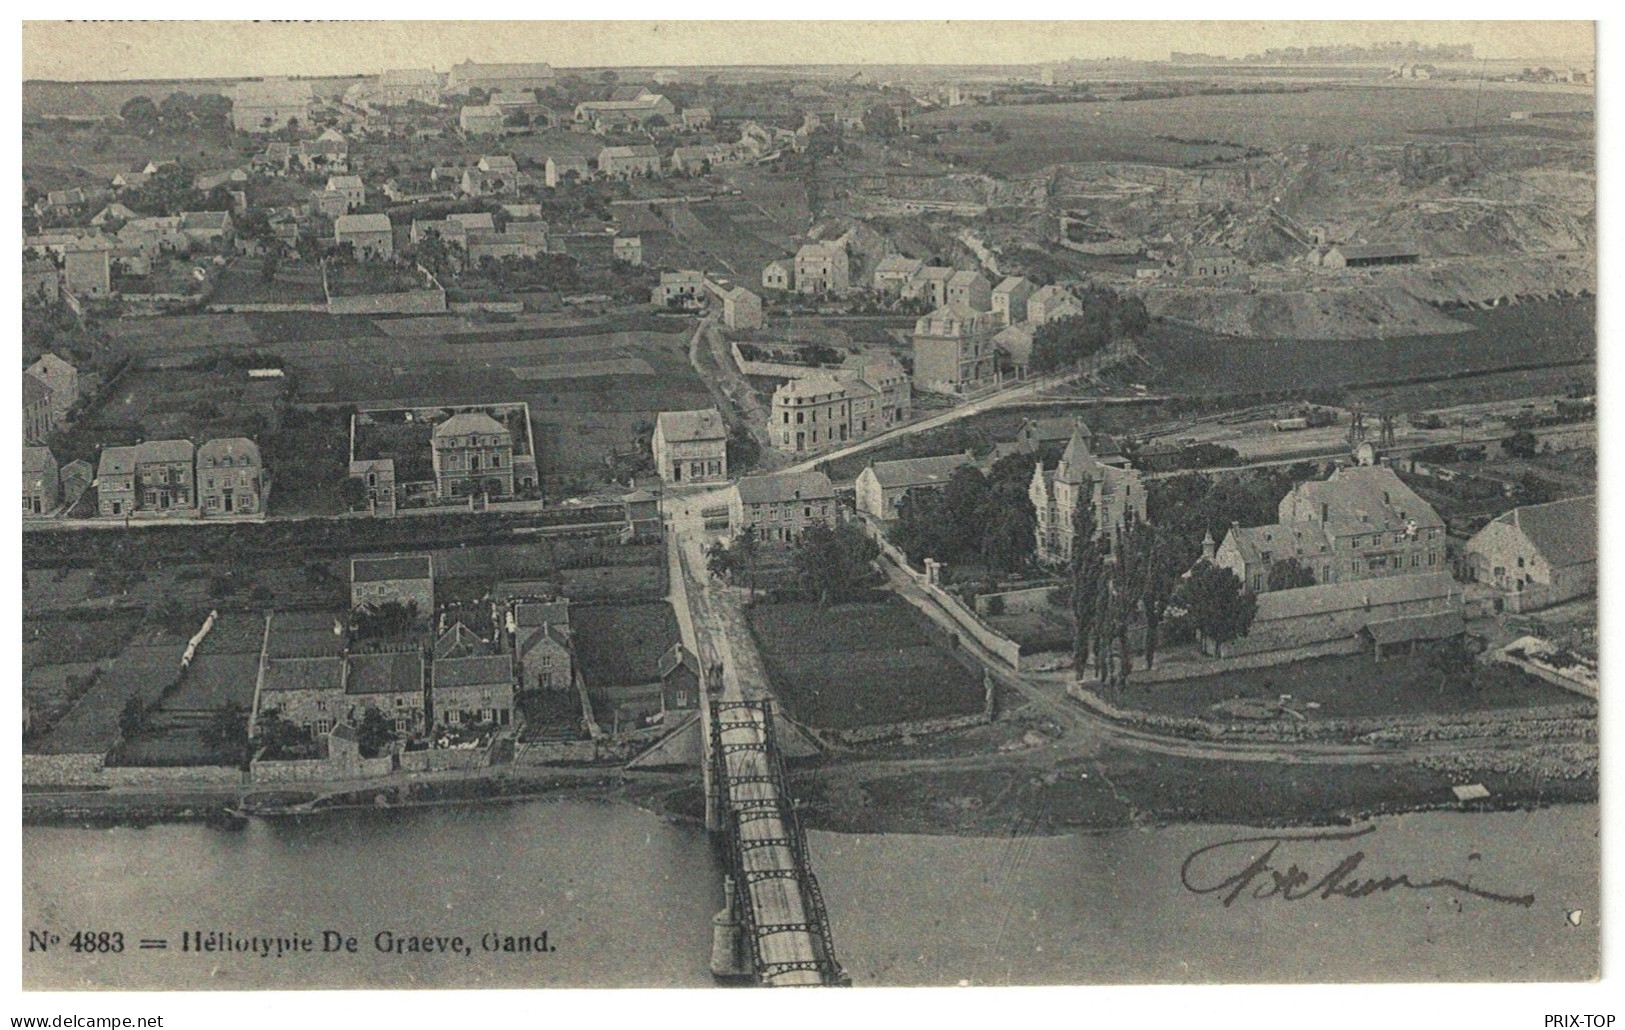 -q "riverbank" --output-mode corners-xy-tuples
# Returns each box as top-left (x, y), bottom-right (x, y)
(20, 766), (662, 828)
(23, 722), (1599, 839)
